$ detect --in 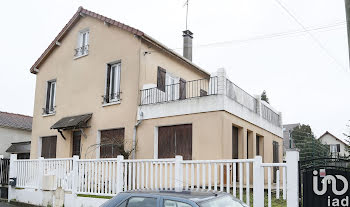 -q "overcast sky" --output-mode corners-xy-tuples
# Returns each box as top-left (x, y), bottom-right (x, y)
(0, 0), (349, 139)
